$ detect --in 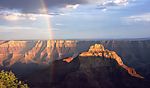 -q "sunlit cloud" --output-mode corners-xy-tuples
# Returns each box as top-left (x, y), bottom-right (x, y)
(101, 0), (130, 6)
(97, 0), (136, 11)
(126, 13), (150, 22)
(0, 26), (59, 32)
(0, 25), (60, 40)
(102, 9), (107, 11)
(55, 23), (65, 25)
(0, 11), (53, 21)
(0, 11), (26, 21)
(0, 26), (34, 30)
(66, 4), (80, 9)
